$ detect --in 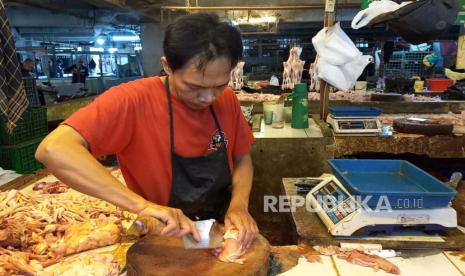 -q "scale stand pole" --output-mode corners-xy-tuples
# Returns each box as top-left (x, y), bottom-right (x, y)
(319, 0), (336, 121)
